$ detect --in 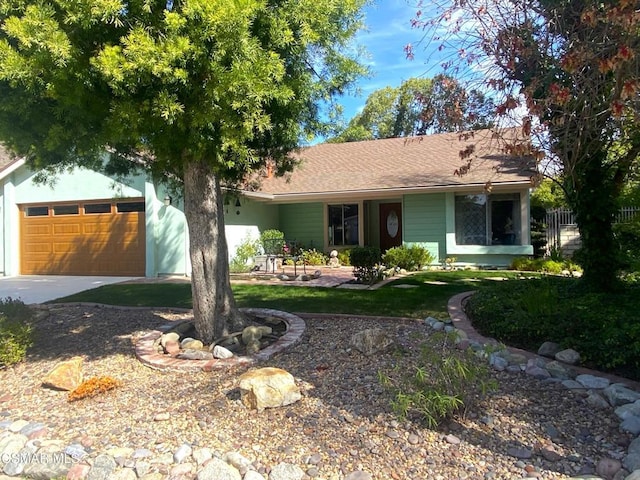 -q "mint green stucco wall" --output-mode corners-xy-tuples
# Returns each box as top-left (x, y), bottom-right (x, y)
(278, 203), (324, 250)
(223, 198), (279, 259)
(402, 193), (446, 262)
